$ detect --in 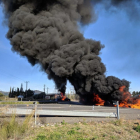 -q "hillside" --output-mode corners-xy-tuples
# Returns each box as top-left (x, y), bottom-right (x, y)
(0, 91), (9, 96)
